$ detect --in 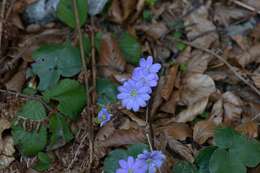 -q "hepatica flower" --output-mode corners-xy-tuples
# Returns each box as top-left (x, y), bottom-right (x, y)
(137, 150), (166, 173)
(117, 56), (161, 112)
(117, 79), (151, 112)
(116, 156), (146, 173)
(97, 108), (111, 126)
